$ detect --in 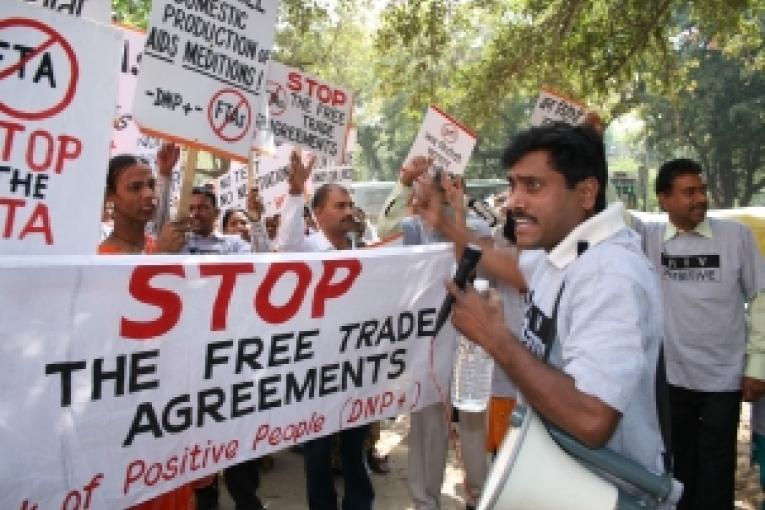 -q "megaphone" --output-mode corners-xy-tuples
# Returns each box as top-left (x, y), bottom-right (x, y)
(478, 406), (682, 510)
